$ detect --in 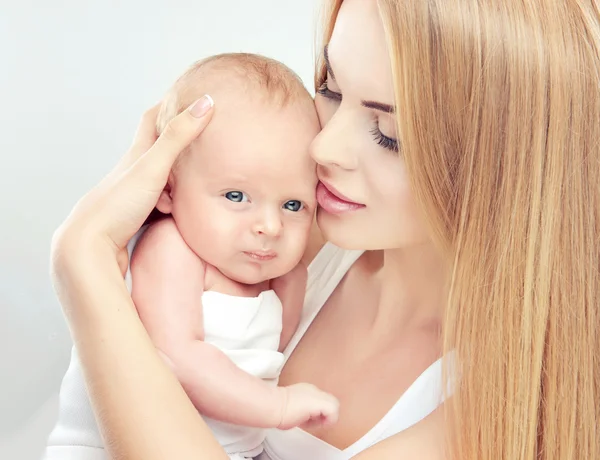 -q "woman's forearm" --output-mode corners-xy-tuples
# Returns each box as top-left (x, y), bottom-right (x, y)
(54, 240), (228, 460)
